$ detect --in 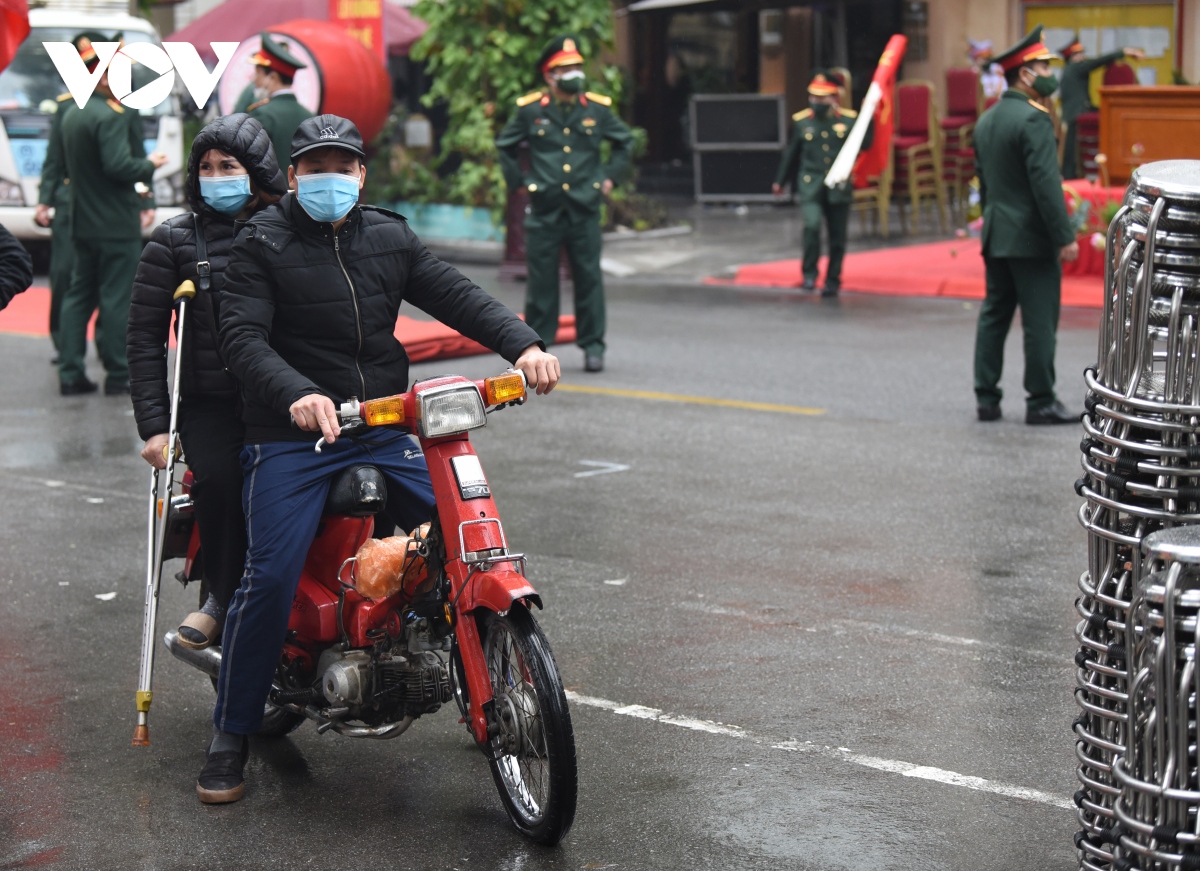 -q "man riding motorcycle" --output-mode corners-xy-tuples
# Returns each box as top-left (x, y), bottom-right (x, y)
(204, 114), (559, 804)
